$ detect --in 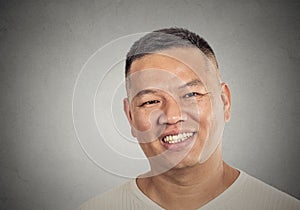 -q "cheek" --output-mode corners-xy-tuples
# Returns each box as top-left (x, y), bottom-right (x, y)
(200, 102), (212, 124)
(132, 111), (152, 131)
(131, 109), (161, 131)
(187, 100), (212, 124)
